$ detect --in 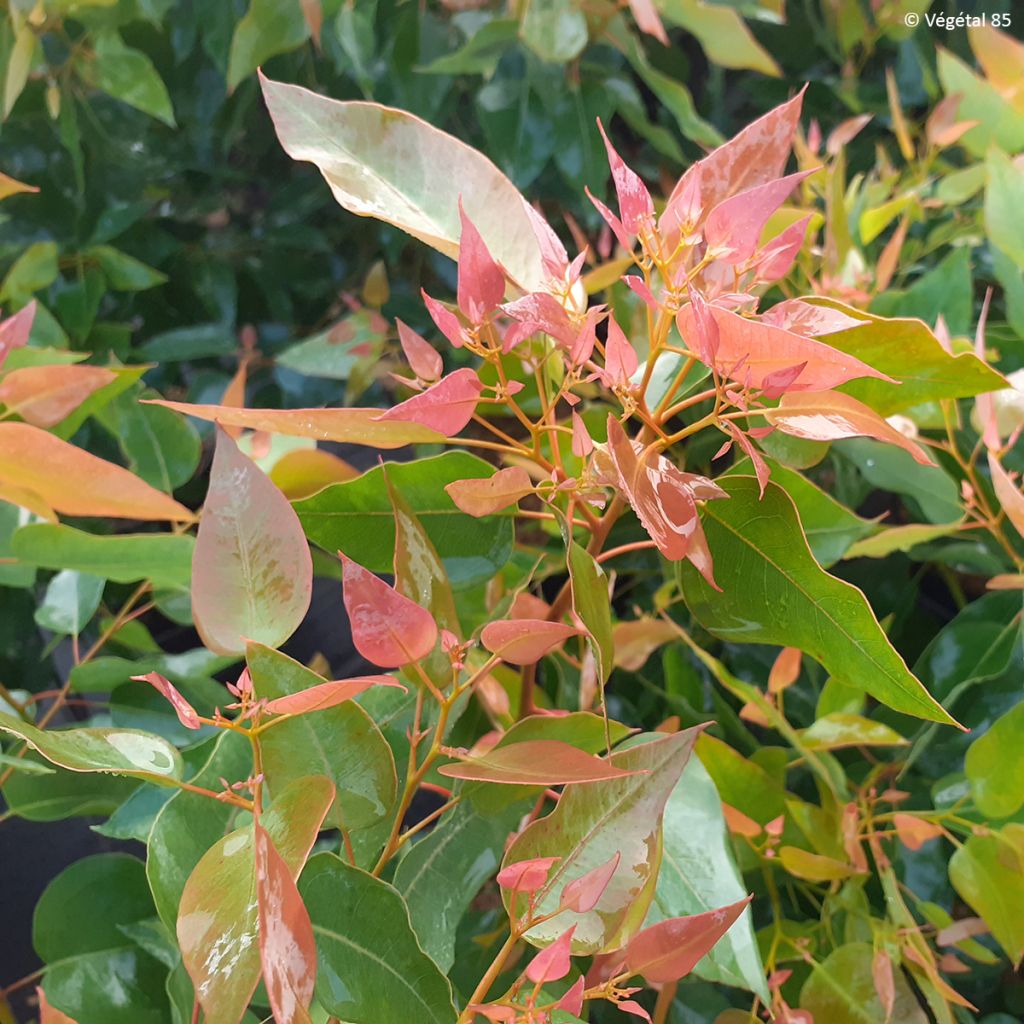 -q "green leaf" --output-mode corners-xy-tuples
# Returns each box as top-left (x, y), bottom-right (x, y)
(986, 147), (1024, 269)
(870, 247), (973, 337)
(260, 73), (550, 293)
(0, 711), (183, 783)
(300, 853), (458, 1024)
(13, 524), (193, 587)
(937, 48), (1024, 157)
(966, 702), (1024, 819)
(843, 522), (961, 559)
(799, 943), (928, 1024)
(247, 642), (397, 831)
(418, 18), (518, 75)
(147, 731), (252, 929)
(2, 759), (136, 821)
(809, 300), (1007, 414)
(677, 477), (956, 725)
(520, 0), (588, 64)
(567, 539), (614, 685)
(394, 795), (529, 973)
(0, 501), (34, 587)
(88, 245), (168, 291)
(1, 241), (59, 302)
(34, 569), (105, 635)
(34, 854), (168, 1024)
(949, 825), (1024, 966)
(695, 733), (787, 825)
(646, 757), (768, 1000)
(227, 0), (310, 90)
(295, 452), (513, 589)
(90, 31), (175, 126)
(801, 713), (907, 750)
(504, 728), (700, 954)
(177, 775), (333, 1024)
(136, 324), (237, 362)
(658, 0), (780, 76)
(276, 310), (387, 381)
